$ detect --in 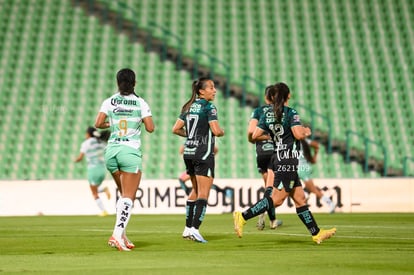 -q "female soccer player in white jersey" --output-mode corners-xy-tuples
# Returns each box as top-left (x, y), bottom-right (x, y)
(95, 68), (155, 251)
(298, 138), (336, 213)
(74, 126), (111, 216)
